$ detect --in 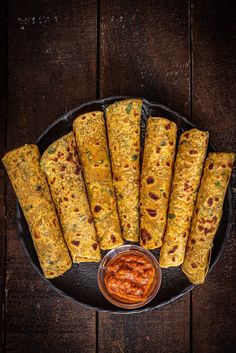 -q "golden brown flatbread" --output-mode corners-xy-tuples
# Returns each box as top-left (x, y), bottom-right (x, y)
(73, 112), (123, 250)
(182, 152), (235, 284)
(160, 129), (209, 267)
(140, 117), (177, 249)
(2, 144), (72, 278)
(41, 132), (101, 262)
(106, 99), (142, 242)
